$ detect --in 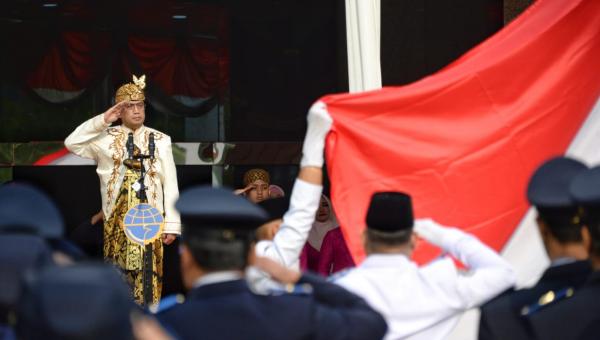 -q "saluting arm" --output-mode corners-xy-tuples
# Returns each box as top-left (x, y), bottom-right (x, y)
(64, 102), (128, 159)
(415, 219), (516, 308)
(64, 114), (109, 159)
